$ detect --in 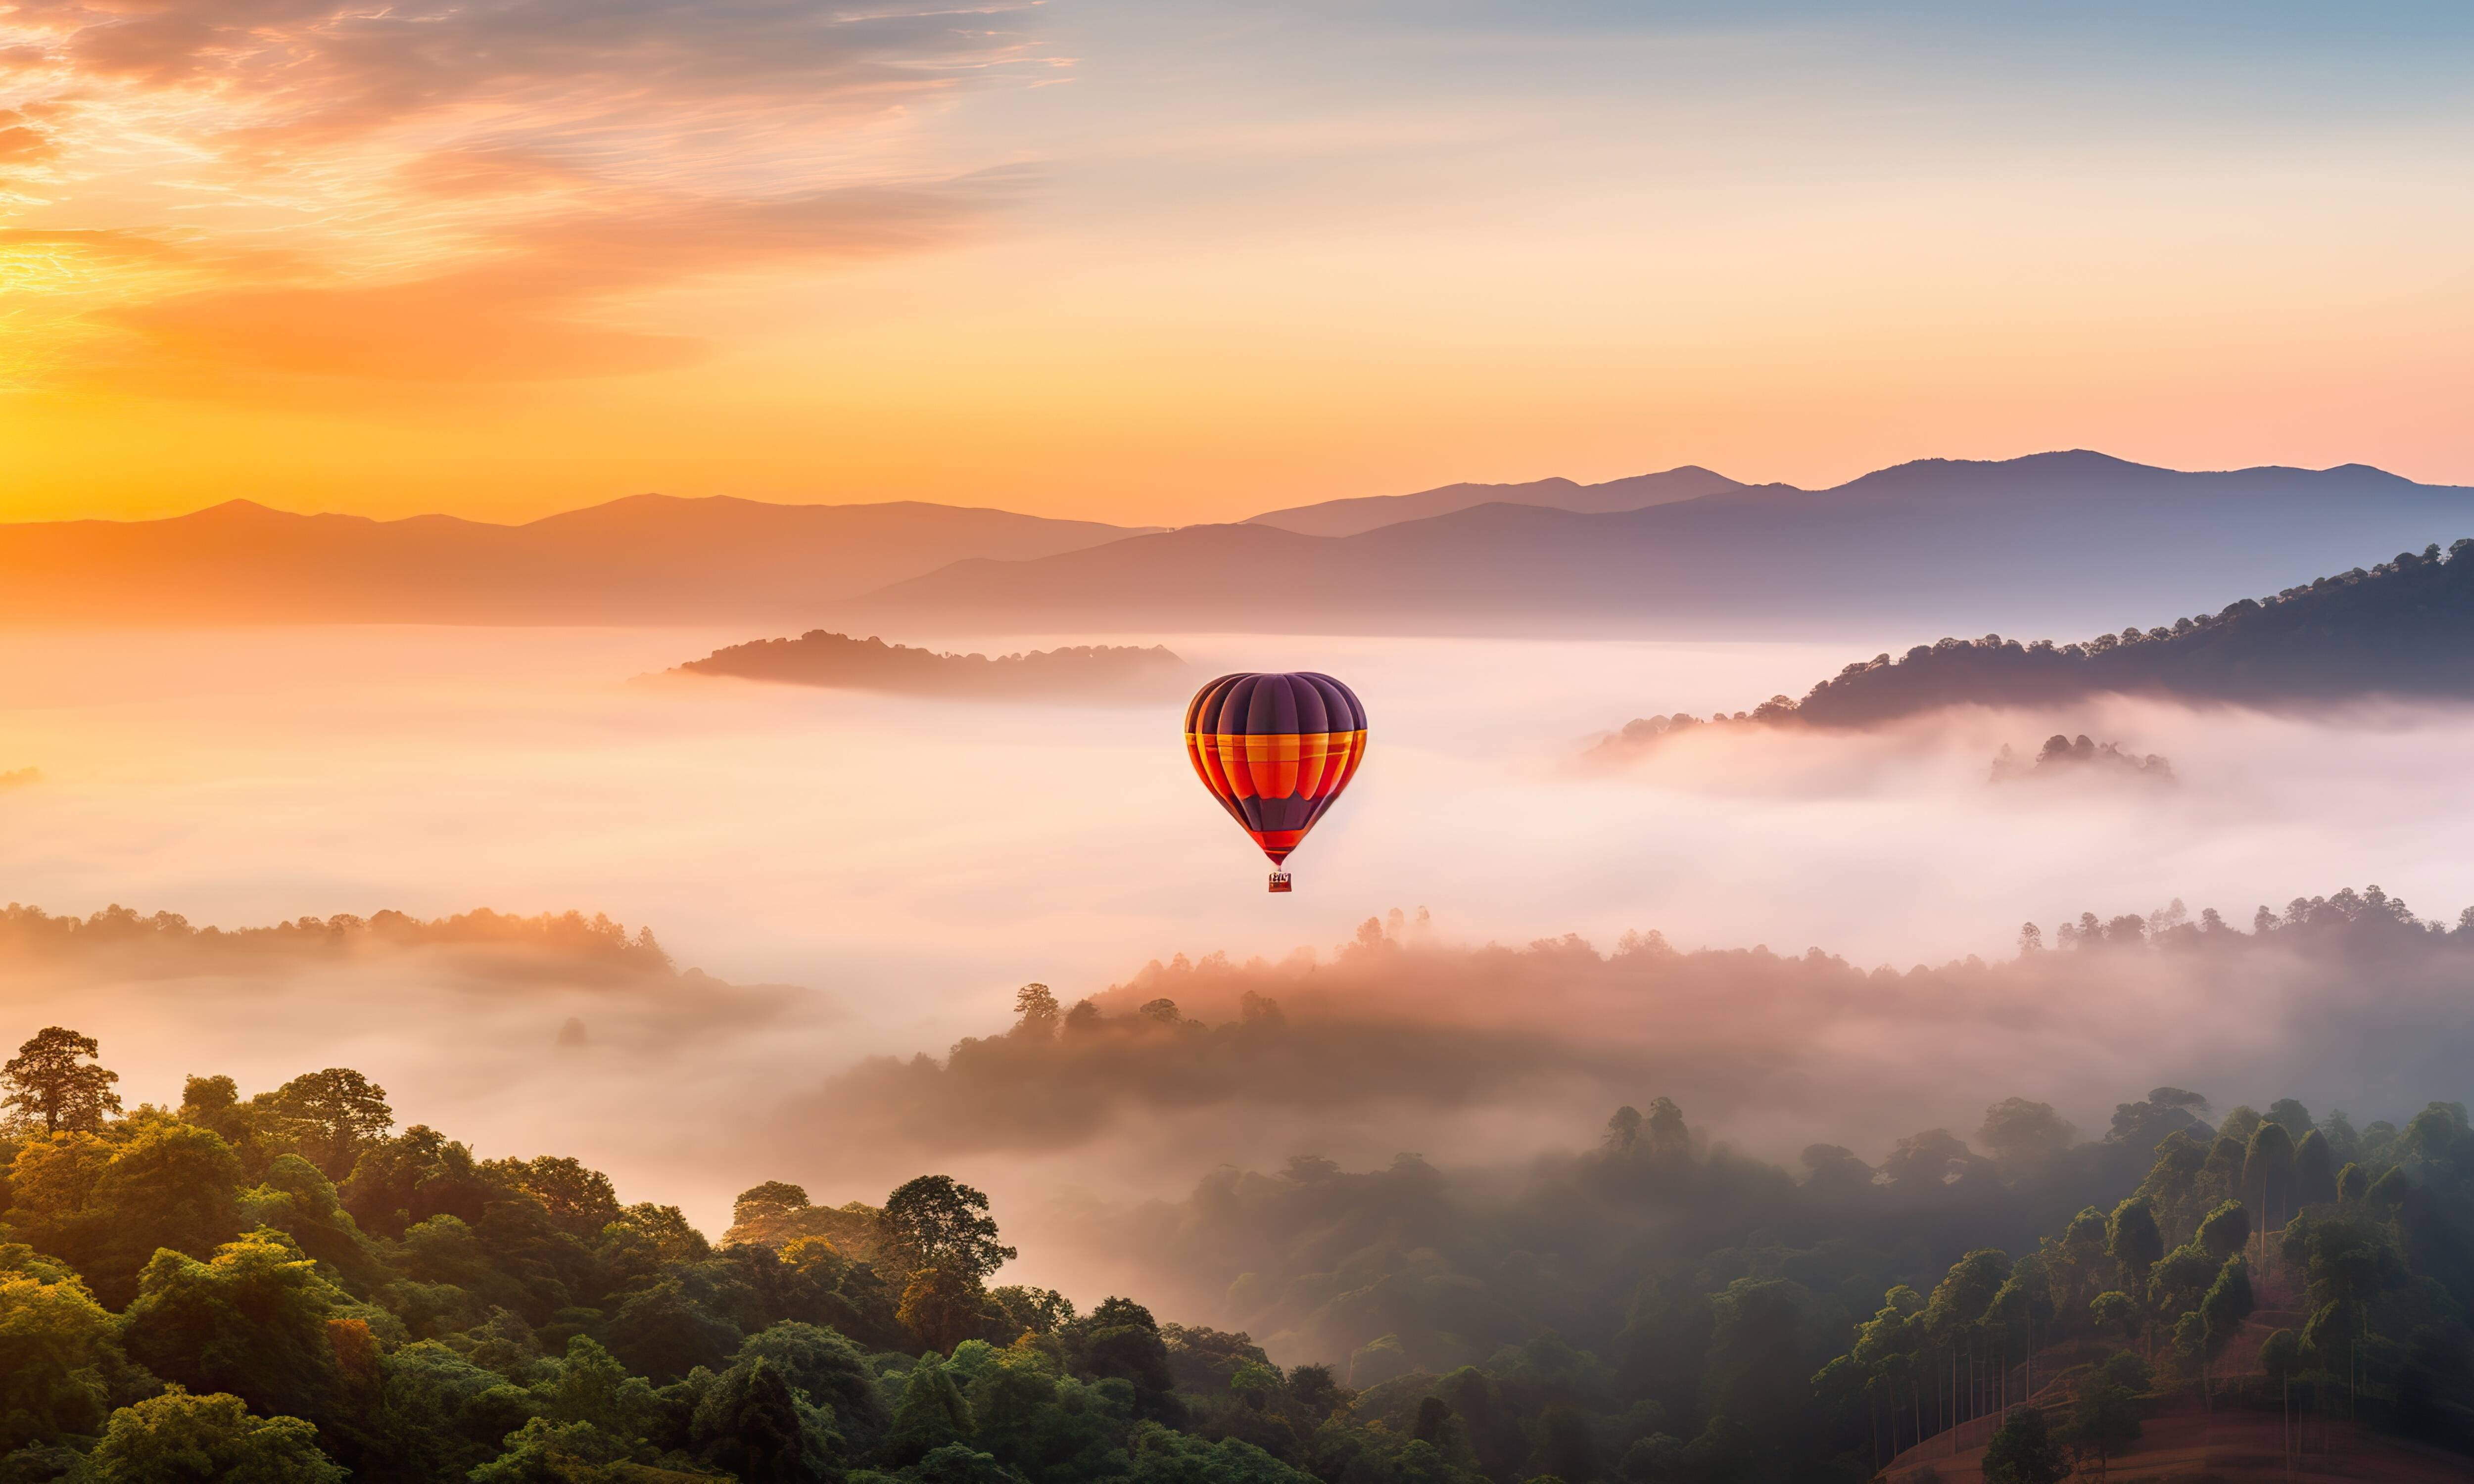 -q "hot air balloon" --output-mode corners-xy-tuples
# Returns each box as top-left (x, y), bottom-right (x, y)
(1183, 672), (1367, 892)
